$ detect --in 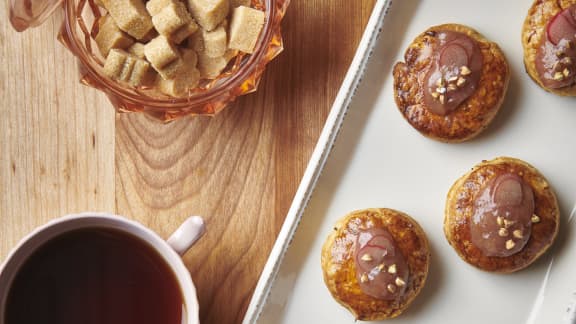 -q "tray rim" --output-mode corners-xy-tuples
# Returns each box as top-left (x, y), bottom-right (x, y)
(242, 1), (393, 322)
